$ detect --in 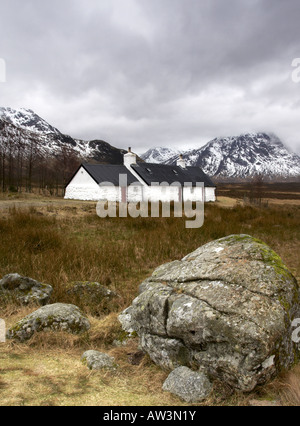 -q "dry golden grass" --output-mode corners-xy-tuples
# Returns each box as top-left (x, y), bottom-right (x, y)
(0, 198), (300, 406)
(0, 314), (252, 407)
(267, 365), (300, 406)
(216, 196), (239, 208)
(0, 314), (180, 406)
